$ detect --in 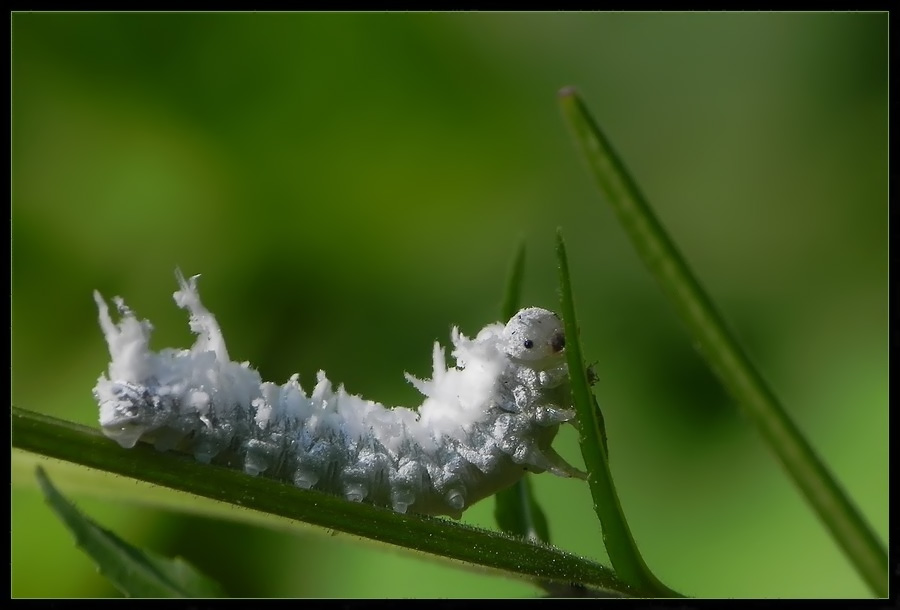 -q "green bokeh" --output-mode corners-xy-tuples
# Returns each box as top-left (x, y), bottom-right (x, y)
(11, 12), (887, 598)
